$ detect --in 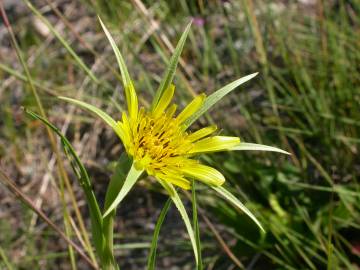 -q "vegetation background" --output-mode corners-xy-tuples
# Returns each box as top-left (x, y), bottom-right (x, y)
(0, 0), (359, 269)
